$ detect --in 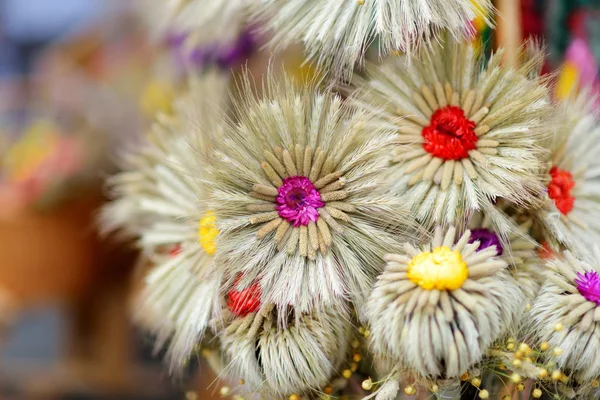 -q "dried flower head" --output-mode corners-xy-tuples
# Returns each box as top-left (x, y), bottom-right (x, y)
(218, 303), (350, 397)
(101, 75), (228, 371)
(468, 208), (542, 302)
(529, 249), (600, 382)
(139, 0), (249, 47)
(366, 226), (523, 378)
(253, 0), (493, 80)
(535, 91), (600, 257)
(351, 38), (552, 231)
(207, 73), (417, 313)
